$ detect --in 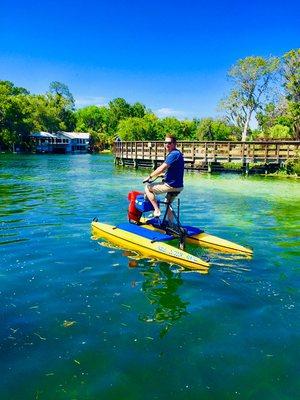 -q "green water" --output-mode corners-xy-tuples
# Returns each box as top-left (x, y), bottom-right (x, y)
(0, 154), (299, 400)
